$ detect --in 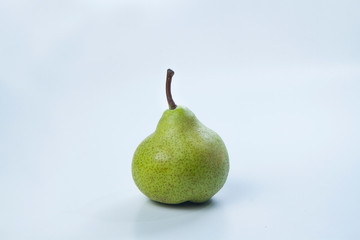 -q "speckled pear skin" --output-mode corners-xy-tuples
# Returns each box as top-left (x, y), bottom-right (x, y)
(132, 106), (229, 204)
